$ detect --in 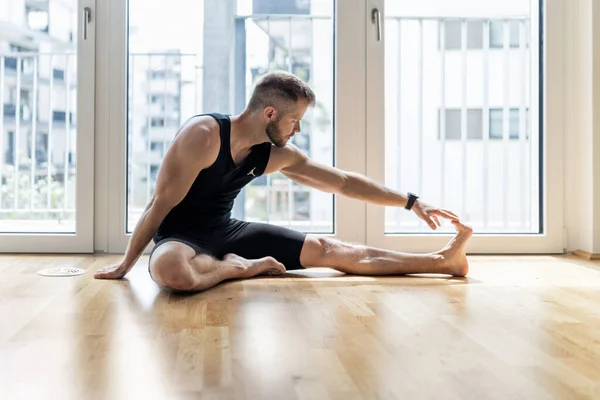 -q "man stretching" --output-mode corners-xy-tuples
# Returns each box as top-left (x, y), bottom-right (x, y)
(94, 71), (472, 292)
